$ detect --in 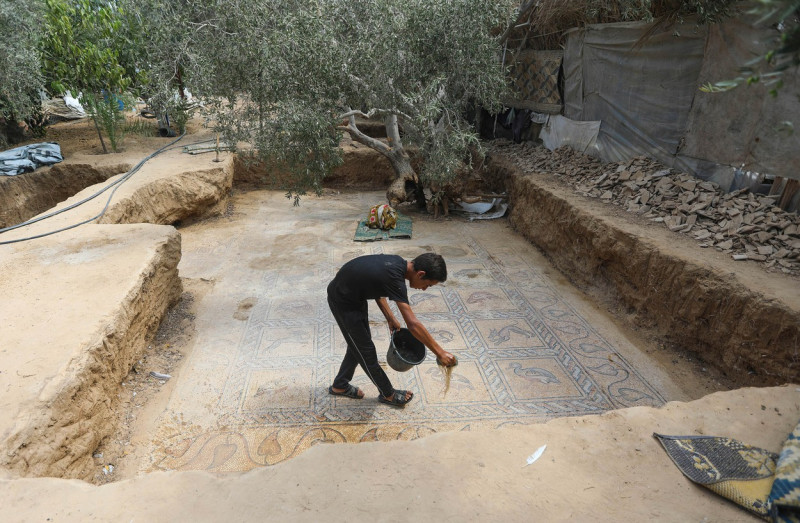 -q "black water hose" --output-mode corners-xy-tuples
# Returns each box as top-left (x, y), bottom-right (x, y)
(0, 133), (189, 245)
